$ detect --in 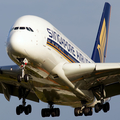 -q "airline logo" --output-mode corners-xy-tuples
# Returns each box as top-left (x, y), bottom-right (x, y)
(97, 19), (106, 63)
(47, 28), (91, 63)
(91, 3), (111, 63)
